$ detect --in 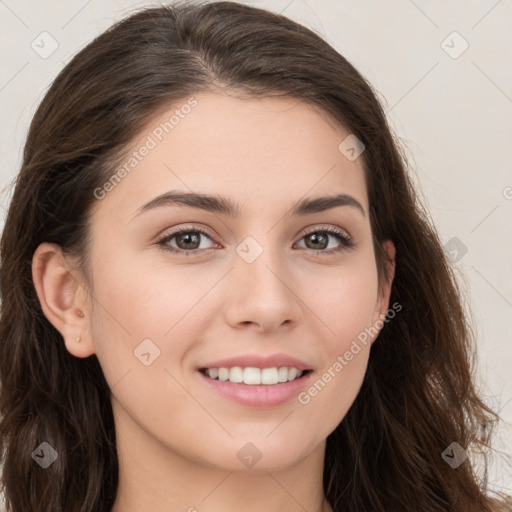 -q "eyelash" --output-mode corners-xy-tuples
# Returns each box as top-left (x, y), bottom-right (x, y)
(156, 225), (355, 257)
